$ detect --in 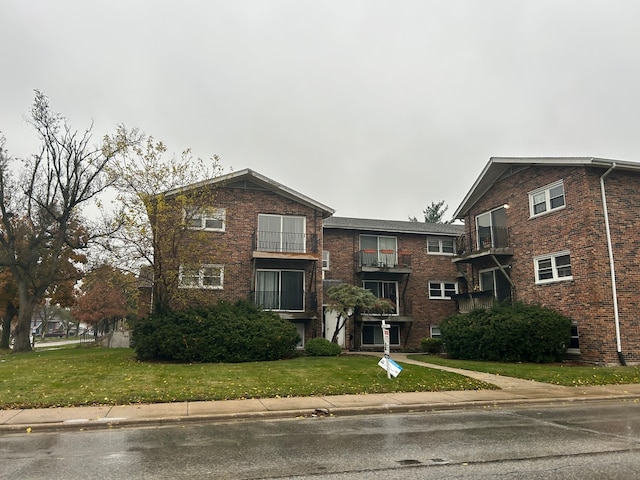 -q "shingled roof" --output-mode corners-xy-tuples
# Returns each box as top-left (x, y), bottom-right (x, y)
(323, 216), (463, 236)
